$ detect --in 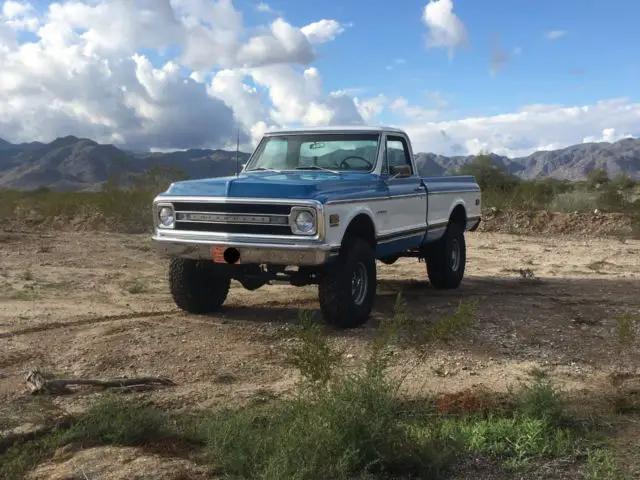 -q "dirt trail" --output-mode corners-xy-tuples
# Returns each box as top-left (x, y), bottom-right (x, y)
(1, 229), (639, 476)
